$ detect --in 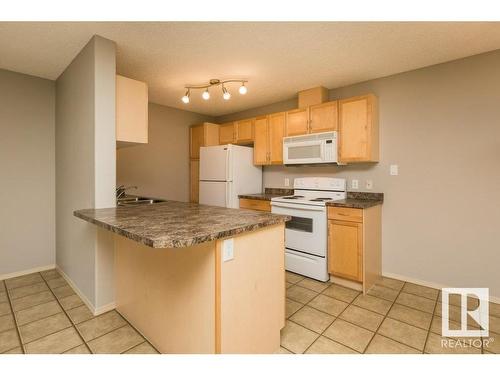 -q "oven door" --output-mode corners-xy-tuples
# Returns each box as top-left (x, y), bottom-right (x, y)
(271, 201), (327, 257)
(283, 140), (324, 164)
